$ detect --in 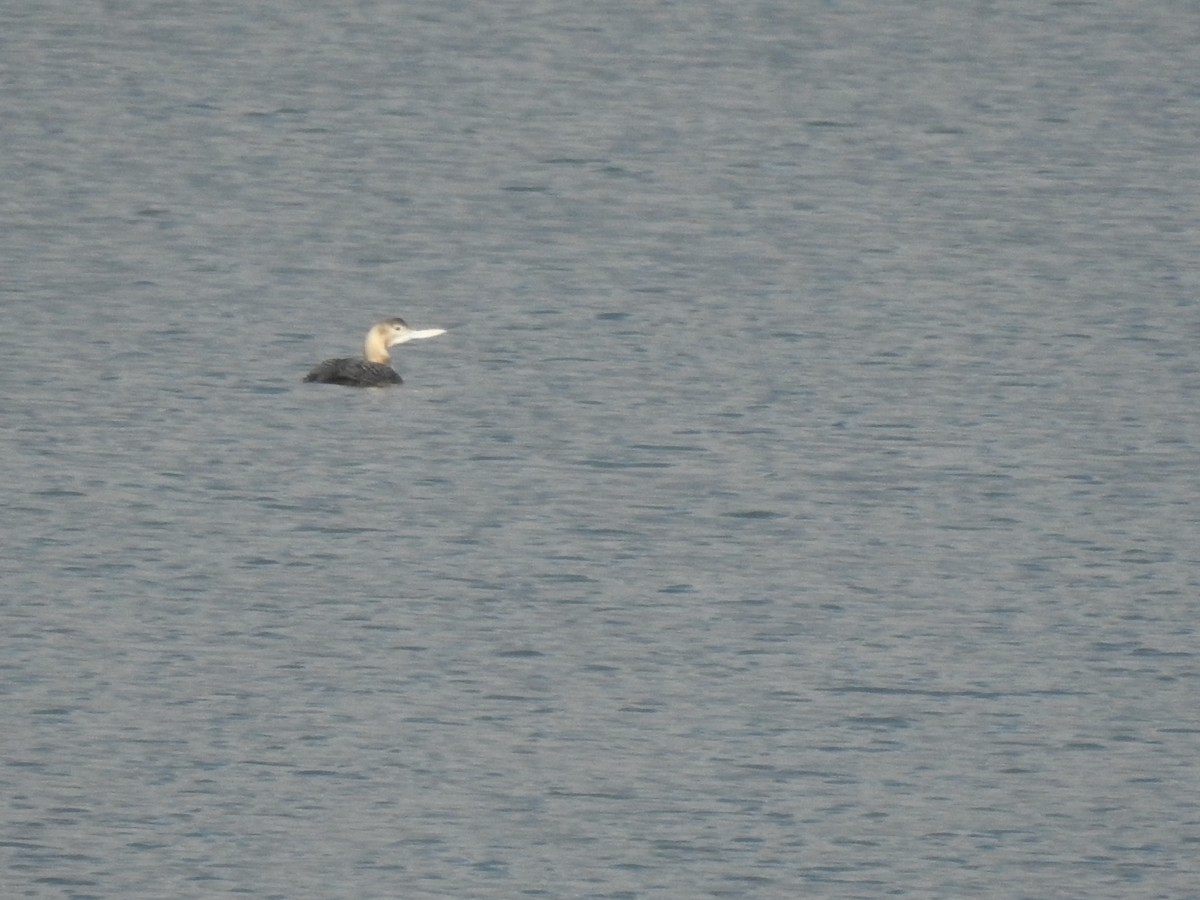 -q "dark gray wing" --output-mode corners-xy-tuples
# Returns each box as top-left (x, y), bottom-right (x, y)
(303, 358), (402, 387)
